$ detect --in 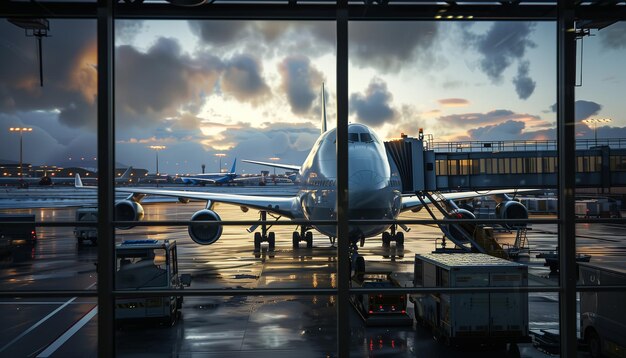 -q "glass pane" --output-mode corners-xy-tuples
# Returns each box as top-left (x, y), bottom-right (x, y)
(113, 18), (338, 354)
(0, 19), (98, 291)
(574, 21), (626, 358)
(348, 20), (559, 355)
